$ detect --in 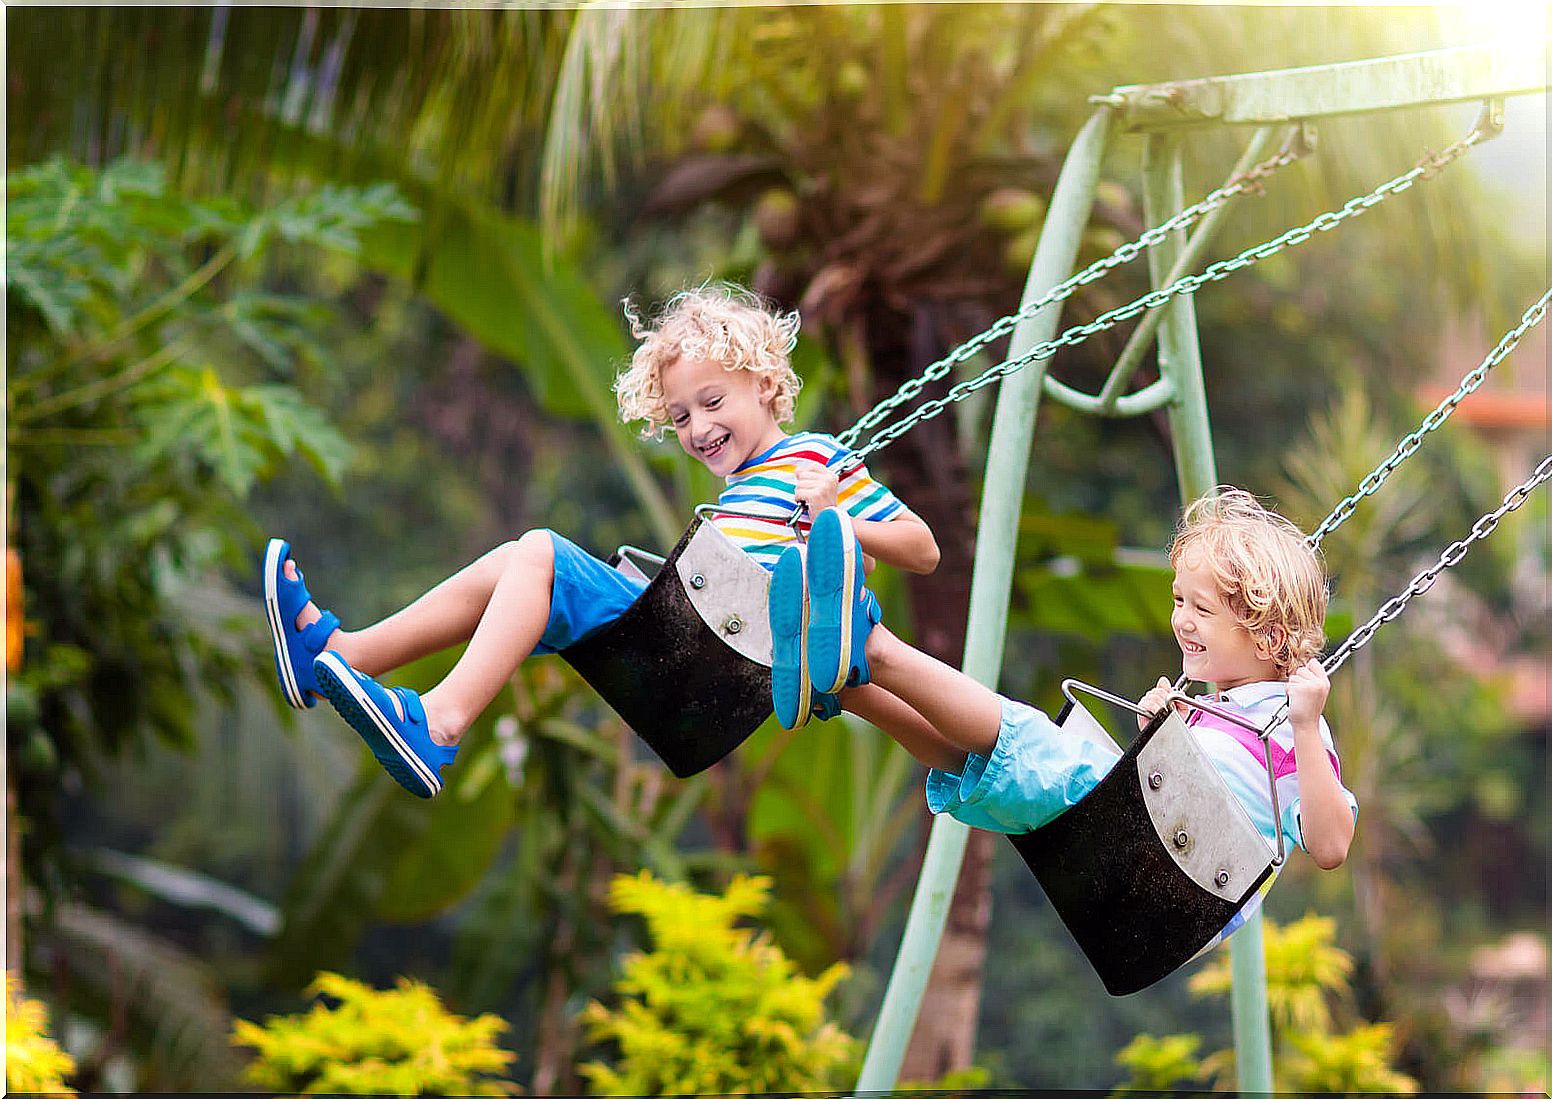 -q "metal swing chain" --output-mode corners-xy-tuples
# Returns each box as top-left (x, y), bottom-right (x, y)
(1321, 453), (1552, 677)
(1249, 451), (1552, 738)
(838, 123), (1486, 471)
(834, 136), (1307, 452)
(1306, 286), (1552, 548)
